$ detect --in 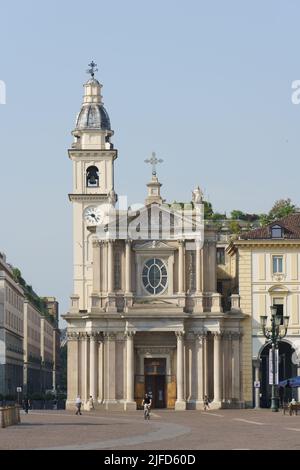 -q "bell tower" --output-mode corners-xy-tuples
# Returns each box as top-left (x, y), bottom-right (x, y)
(68, 62), (117, 311)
